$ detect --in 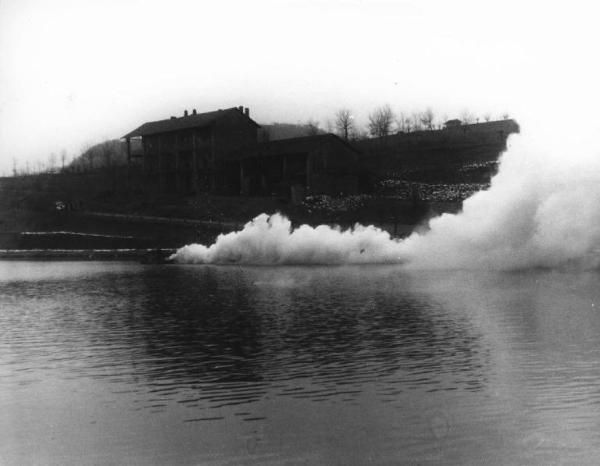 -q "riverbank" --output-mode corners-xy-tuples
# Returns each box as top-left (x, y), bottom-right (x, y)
(0, 248), (176, 261)
(0, 207), (429, 253)
(0, 173), (463, 252)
